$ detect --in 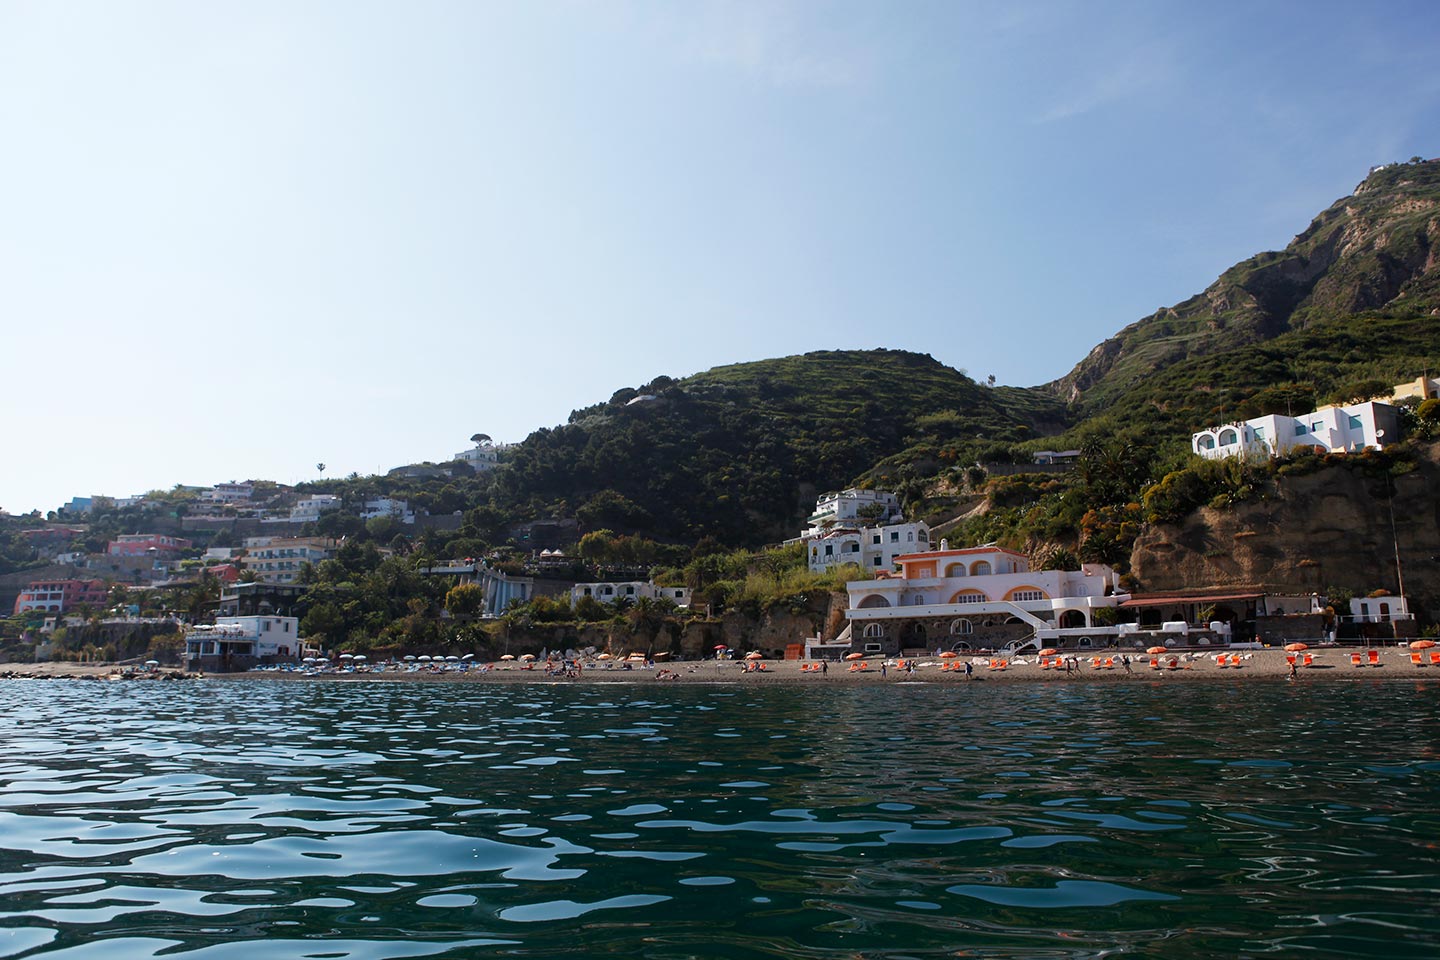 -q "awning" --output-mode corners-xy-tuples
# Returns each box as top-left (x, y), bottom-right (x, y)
(1119, 592), (1263, 608)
